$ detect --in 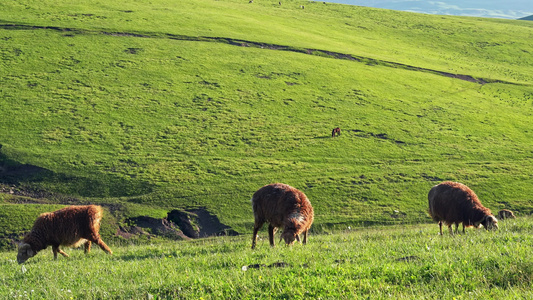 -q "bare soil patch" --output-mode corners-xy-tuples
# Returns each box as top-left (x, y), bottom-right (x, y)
(118, 207), (239, 240)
